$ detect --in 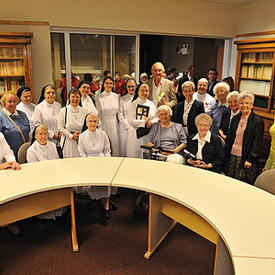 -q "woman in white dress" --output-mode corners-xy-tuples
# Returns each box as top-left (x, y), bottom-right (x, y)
(118, 78), (137, 156)
(95, 76), (120, 157)
(34, 84), (61, 144)
(78, 112), (111, 221)
(127, 83), (158, 158)
(58, 88), (88, 158)
(0, 132), (21, 234)
(16, 87), (36, 137)
(27, 125), (65, 219)
(78, 81), (98, 116)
